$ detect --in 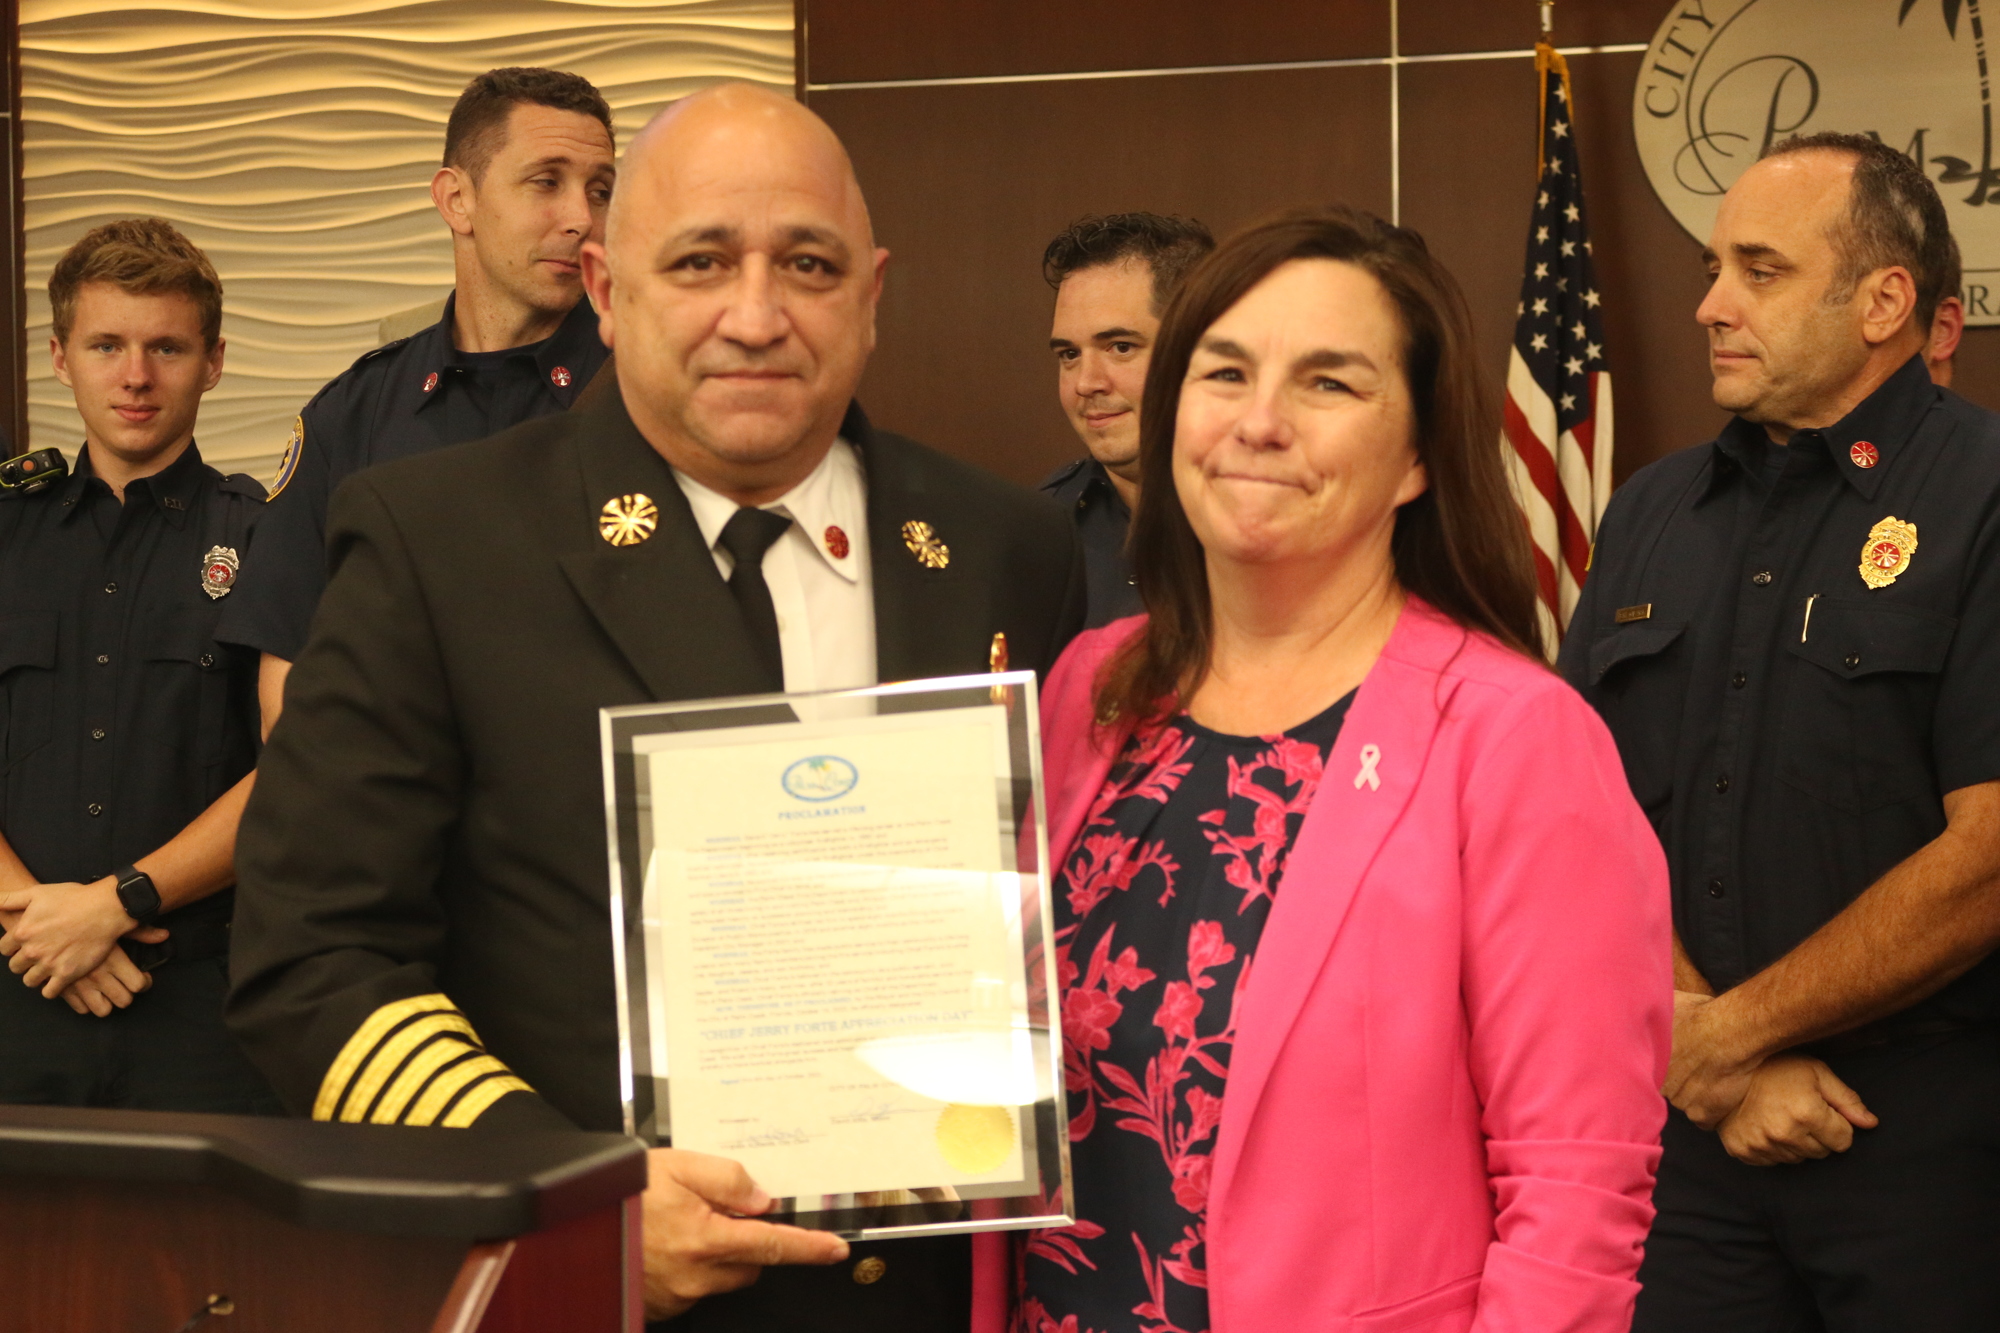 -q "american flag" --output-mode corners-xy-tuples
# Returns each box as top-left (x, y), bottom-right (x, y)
(1501, 44), (1612, 654)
